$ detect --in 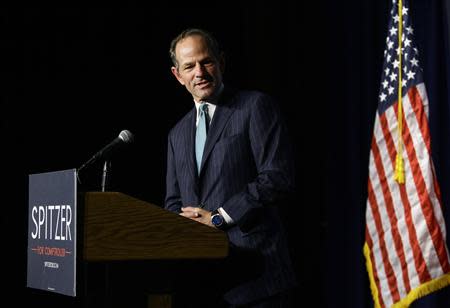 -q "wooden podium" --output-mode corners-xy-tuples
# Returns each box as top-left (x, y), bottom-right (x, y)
(81, 192), (228, 261)
(78, 192), (229, 307)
